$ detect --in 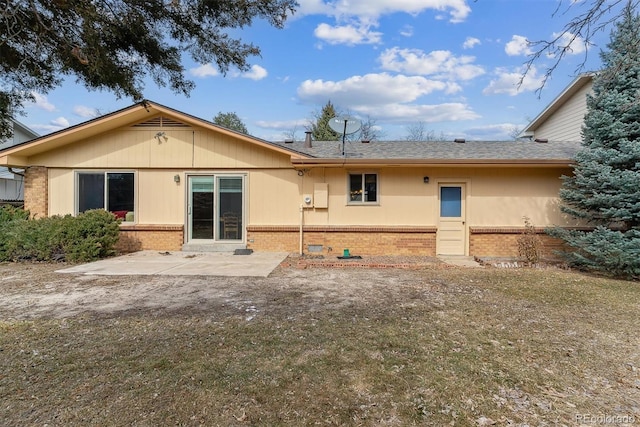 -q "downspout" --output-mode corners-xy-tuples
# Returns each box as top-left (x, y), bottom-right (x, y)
(299, 131), (313, 255)
(299, 204), (304, 255)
